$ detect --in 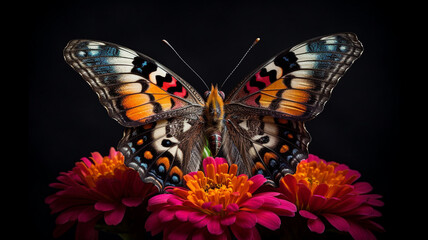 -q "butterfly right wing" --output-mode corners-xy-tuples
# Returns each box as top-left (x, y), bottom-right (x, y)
(64, 40), (206, 190)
